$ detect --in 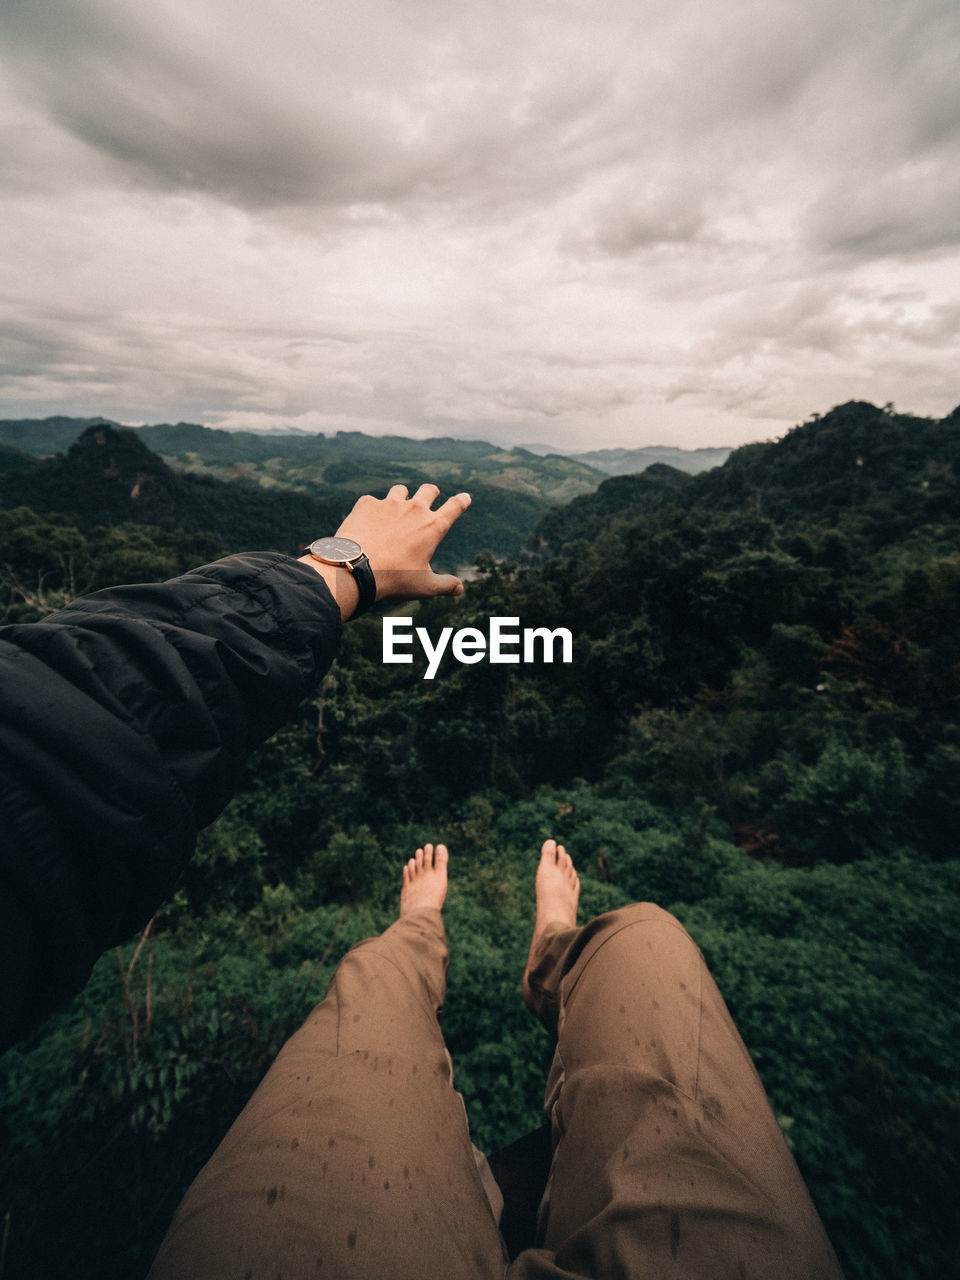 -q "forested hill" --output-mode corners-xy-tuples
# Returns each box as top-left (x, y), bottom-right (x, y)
(532, 401), (960, 552)
(0, 423), (554, 574)
(1, 399), (958, 1280)
(570, 443), (731, 476)
(691, 399), (959, 520)
(0, 417), (502, 464)
(0, 423), (345, 558)
(0, 416), (601, 511)
(0, 417), (603, 569)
